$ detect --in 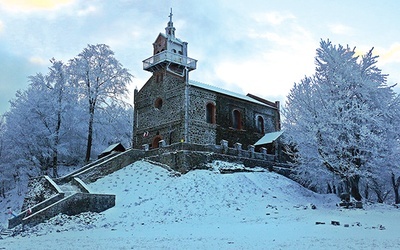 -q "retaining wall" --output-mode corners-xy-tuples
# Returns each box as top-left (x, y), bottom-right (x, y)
(22, 193), (115, 228)
(72, 141), (285, 181)
(8, 193), (65, 229)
